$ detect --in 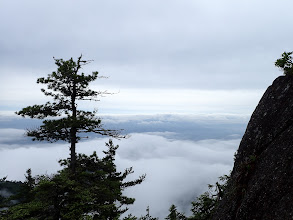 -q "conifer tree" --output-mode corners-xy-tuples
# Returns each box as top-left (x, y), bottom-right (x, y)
(139, 206), (158, 220)
(0, 141), (146, 219)
(16, 55), (123, 172)
(275, 51), (293, 75)
(165, 204), (186, 220)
